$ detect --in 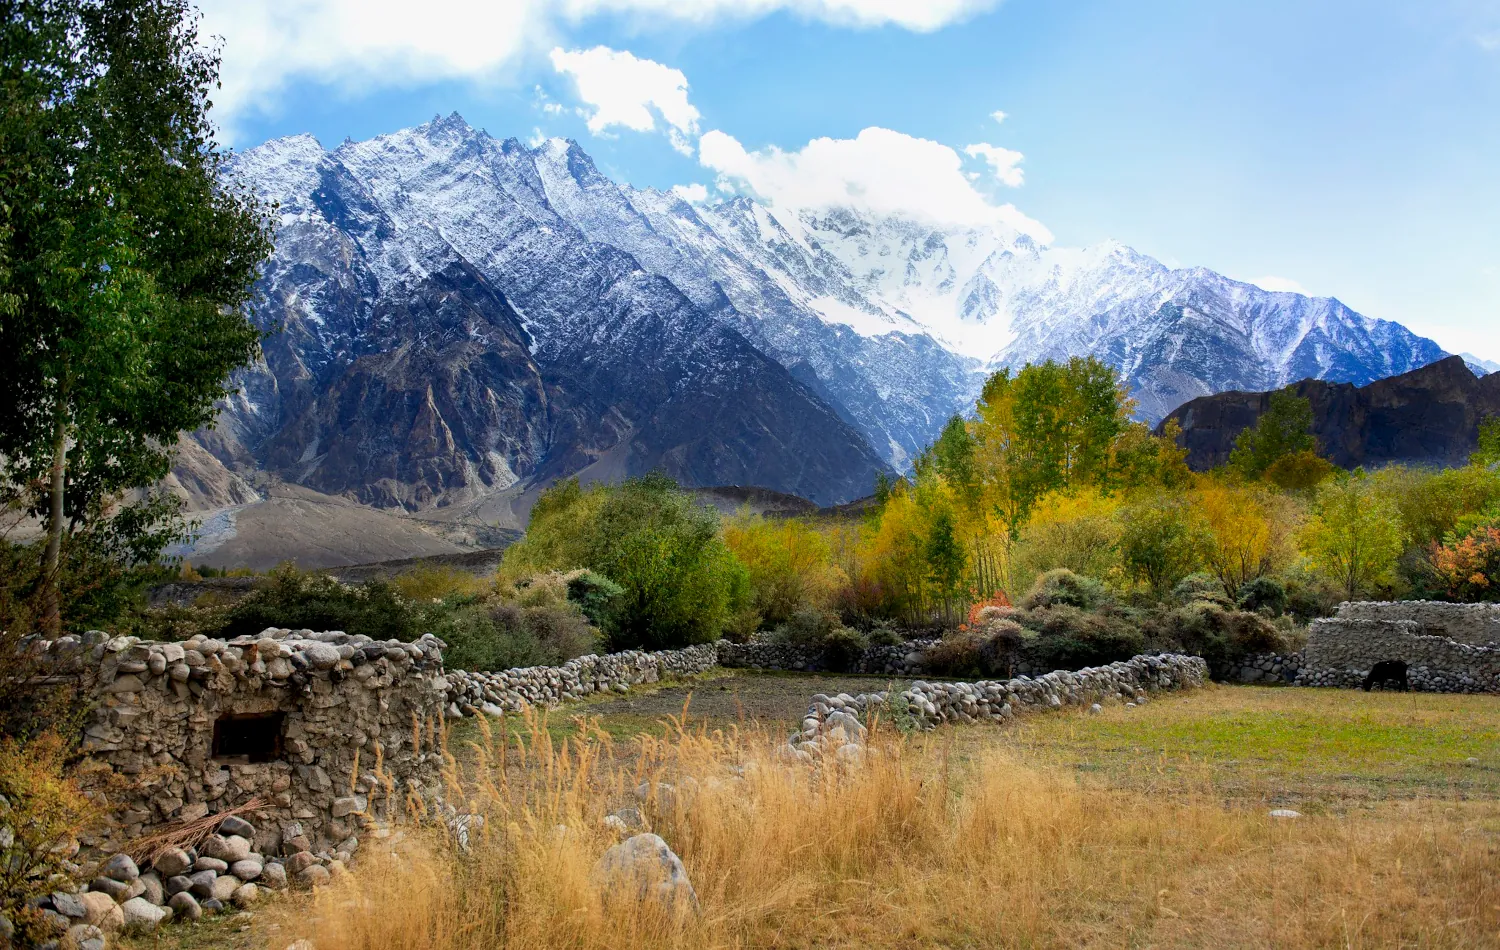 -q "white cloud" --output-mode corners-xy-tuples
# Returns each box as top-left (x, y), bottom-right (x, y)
(198, 0), (1001, 137)
(990, 109), (1008, 124)
(697, 127), (1051, 239)
(964, 142), (1025, 187)
(550, 46), (700, 157)
(1249, 275), (1309, 295)
(1479, 31), (1500, 51)
(672, 183), (710, 203)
